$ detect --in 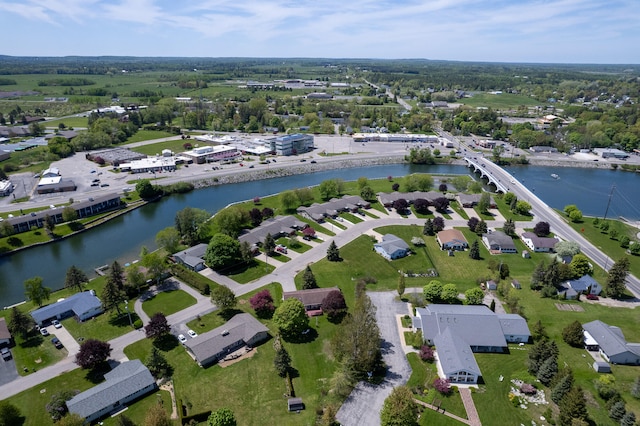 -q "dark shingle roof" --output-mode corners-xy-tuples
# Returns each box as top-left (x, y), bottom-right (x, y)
(173, 243), (208, 268)
(30, 291), (102, 324)
(283, 287), (340, 308)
